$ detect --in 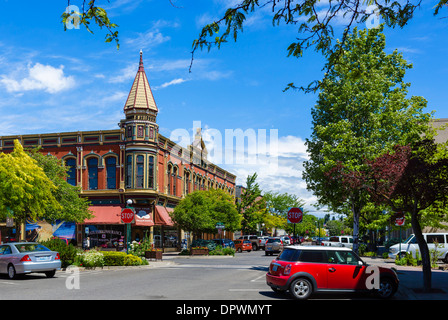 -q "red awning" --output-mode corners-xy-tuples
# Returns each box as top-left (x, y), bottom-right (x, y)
(134, 207), (154, 227)
(85, 206), (122, 224)
(155, 206), (174, 226)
